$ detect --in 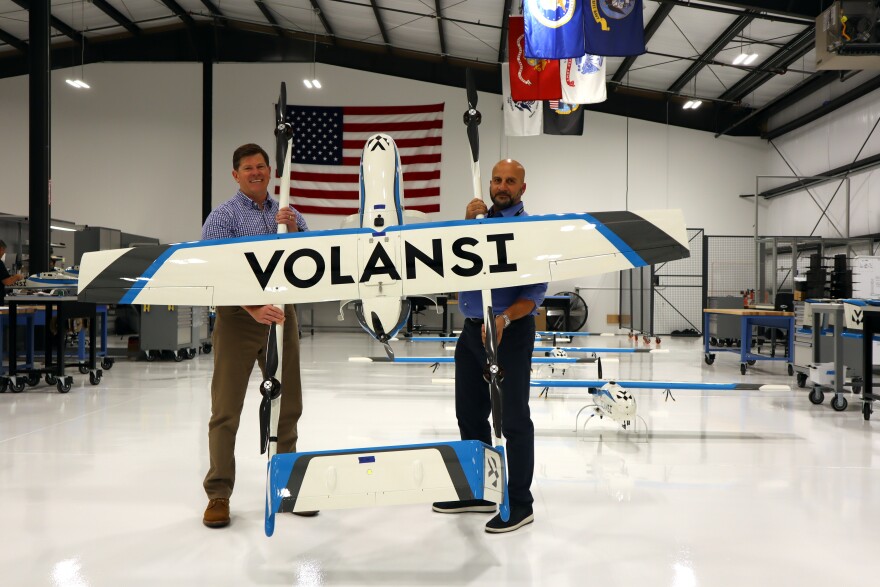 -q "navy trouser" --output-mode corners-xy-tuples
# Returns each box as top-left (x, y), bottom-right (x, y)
(454, 315), (536, 505)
